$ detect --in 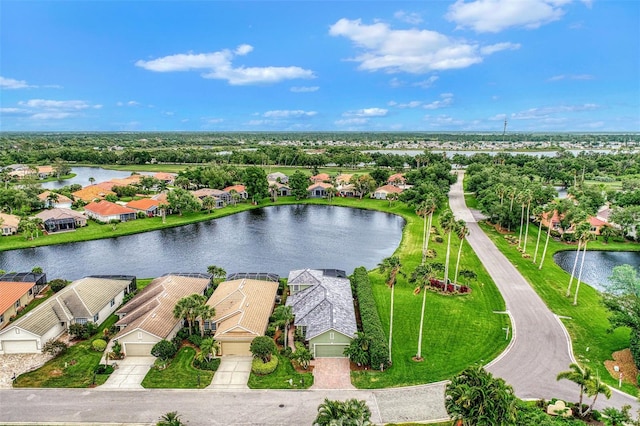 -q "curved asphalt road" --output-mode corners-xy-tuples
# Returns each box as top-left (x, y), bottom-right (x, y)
(450, 170), (637, 411)
(0, 173), (636, 425)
